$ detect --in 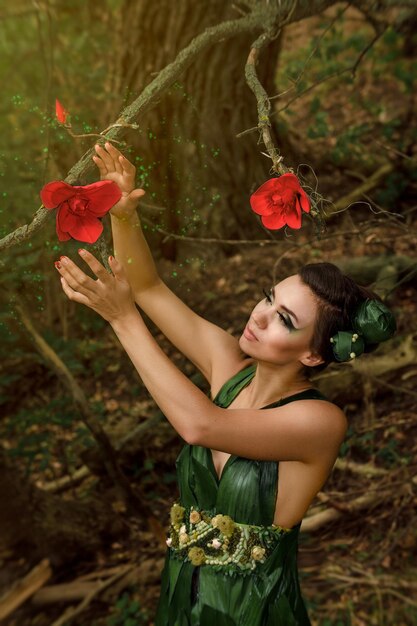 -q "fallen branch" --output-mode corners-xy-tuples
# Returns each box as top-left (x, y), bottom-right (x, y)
(32, 559), (165, 607)
(301, 489), (395, 533)
(0, 558), (52, 621)
(36, 465), (91, 493)
(31, 581), (97, 606)
(49, 565), (133, 626)
(326, 163), (394, 217)
(322, 564), (417, 608)
(334, 457), (388, 477)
